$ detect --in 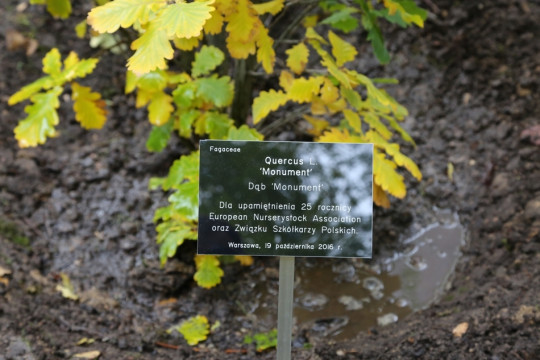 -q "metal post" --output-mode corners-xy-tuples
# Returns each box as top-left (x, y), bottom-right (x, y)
(276, 256), (295, 360)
